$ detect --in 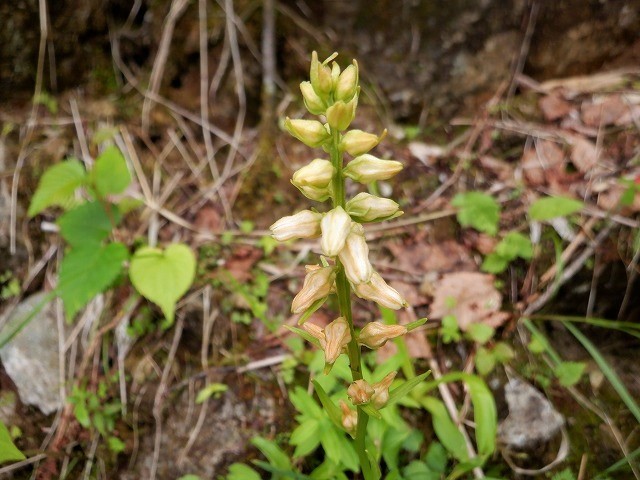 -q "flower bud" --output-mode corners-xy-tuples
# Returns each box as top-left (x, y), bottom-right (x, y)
(323, 316), (351, 364)
(321, 206), (352, 257)
(371, 371), (397, 409)
(343, 154), (403, 183)
(292, 159), (335, 189)
(340, 129), (386, 156)
(331, 61), (341, 86)
(338, 223), (372, 284)
(302, 321), (325, 345)
(310, 51), (333, 99)
(358, 321), (407, 349)
(339, 400), (358, 436)
(326, 95), (358, 131)
(285, 118), (330, 148)
(345, 192), (403, 222)
(295, 184), (332, 202)
(300, 81), (326, 115)
(335, 61), (359, 102)
(353, 272), (408, 310)
(270, 210), (322, 242)
(347, 379), (374, 405)
(291, 265), (335, 314)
